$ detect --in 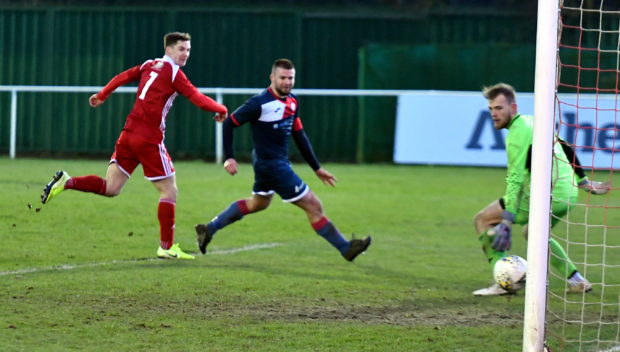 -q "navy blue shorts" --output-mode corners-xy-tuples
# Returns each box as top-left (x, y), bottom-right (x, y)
(252, 158), (309, 202)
